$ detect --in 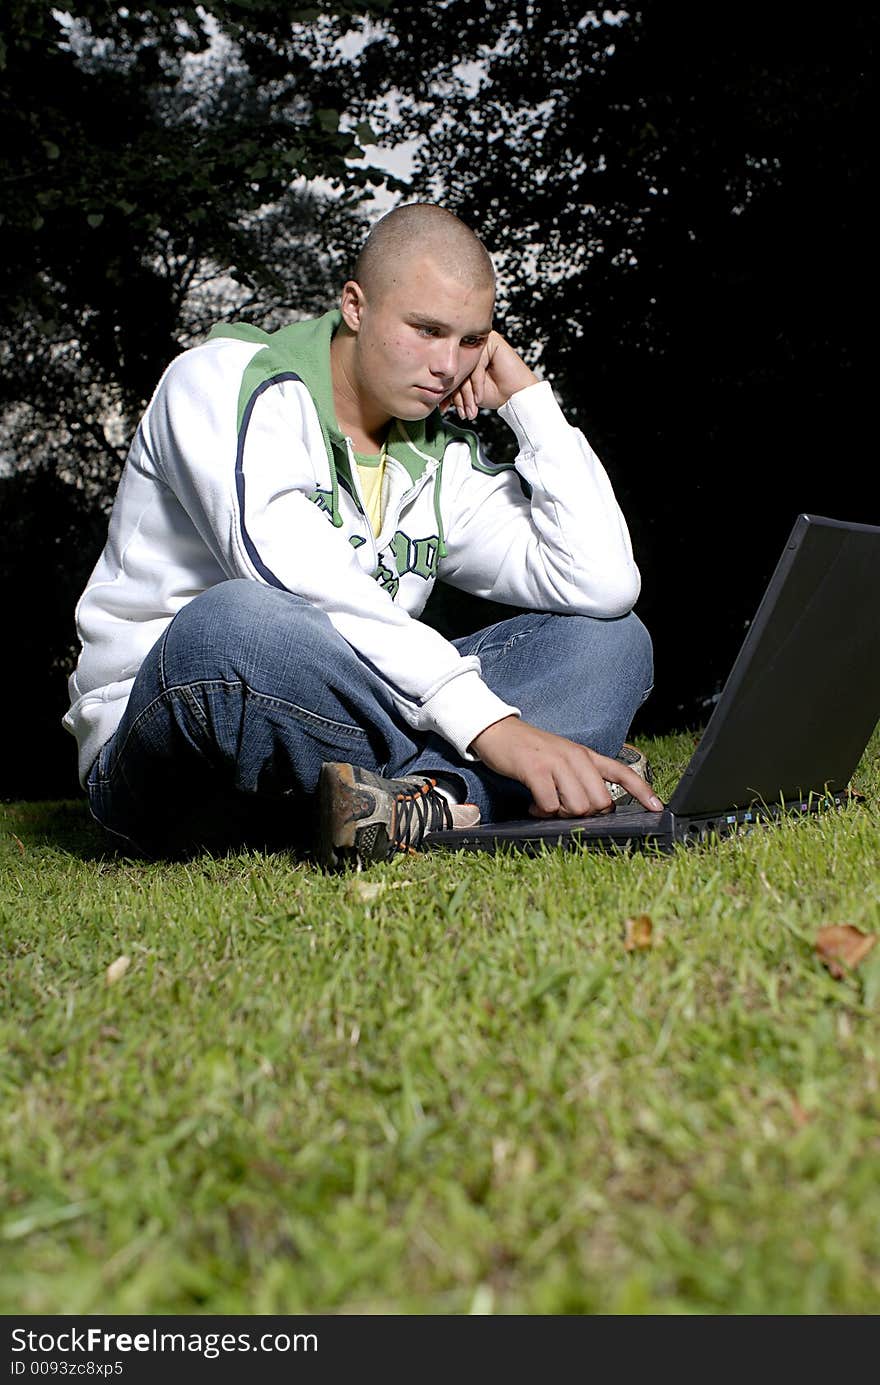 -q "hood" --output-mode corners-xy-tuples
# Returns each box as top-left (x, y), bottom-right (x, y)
(209, 311), (481, 539)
